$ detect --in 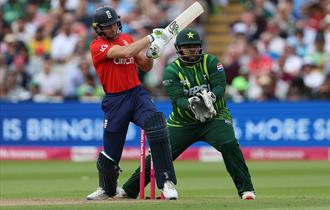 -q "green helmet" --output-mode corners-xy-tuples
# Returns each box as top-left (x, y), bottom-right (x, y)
(175, 29), (203, 46)
(175, 29), (203, 64)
